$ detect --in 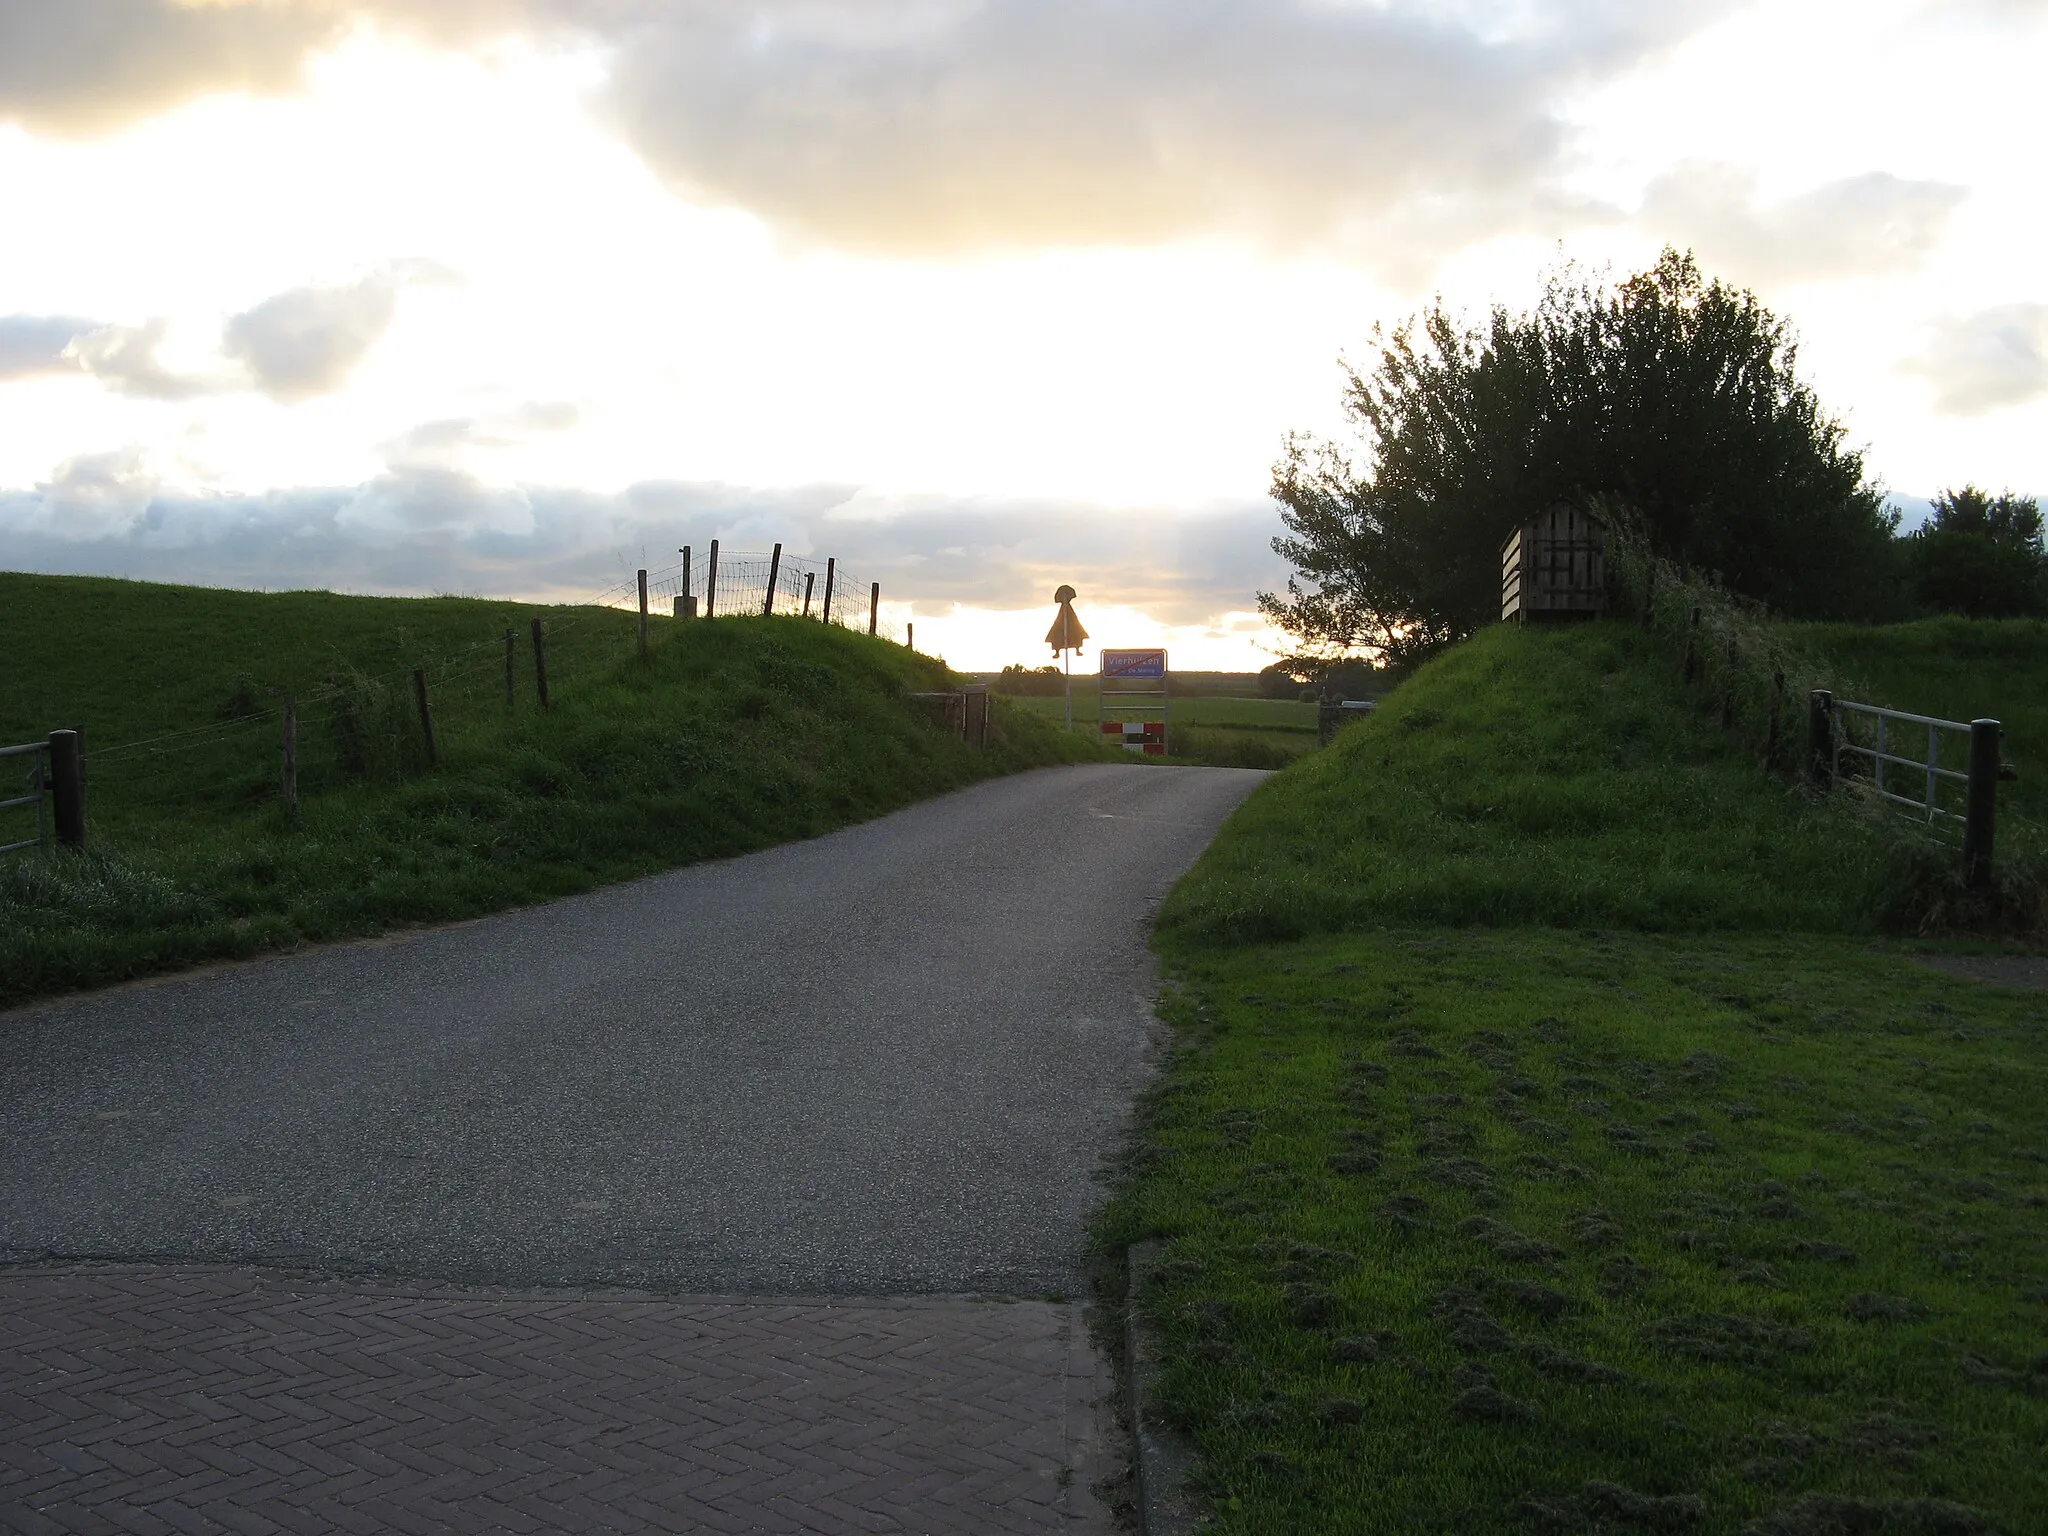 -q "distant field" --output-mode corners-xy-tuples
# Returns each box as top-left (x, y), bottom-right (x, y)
(1008, 690), (1317, 731)
(1007, 689), (1321, 769)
